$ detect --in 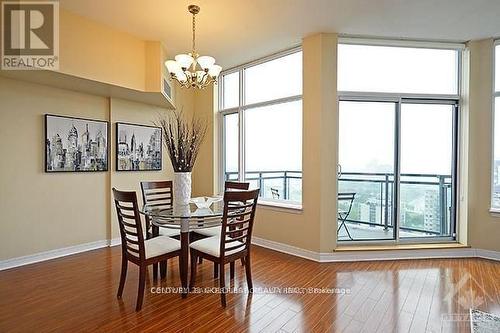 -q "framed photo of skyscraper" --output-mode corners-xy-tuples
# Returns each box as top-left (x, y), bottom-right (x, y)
(116, 122), (162, 171)
(45, 114), (109, 172)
